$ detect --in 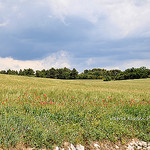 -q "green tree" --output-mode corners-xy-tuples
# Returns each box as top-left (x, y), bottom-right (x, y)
(47, 68), (58, 78)
(23, 68), (34, 76)
(103, 76), (111, 81)
(70, 68), (78, 79)
(35, 70), (41, 77)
